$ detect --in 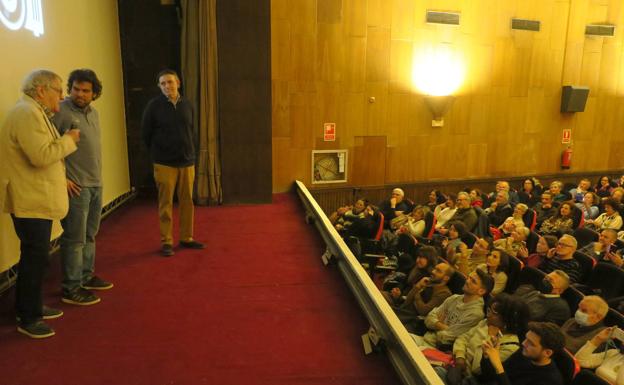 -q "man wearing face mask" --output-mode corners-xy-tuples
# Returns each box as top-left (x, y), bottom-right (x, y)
(514, 270), (571, 326)
(560, 295), (608, 353)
